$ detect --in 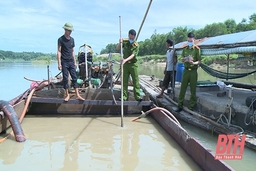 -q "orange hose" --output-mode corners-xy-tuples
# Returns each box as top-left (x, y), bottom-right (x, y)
(131, 117), (141, 122)
(19, 88), (36, 123)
